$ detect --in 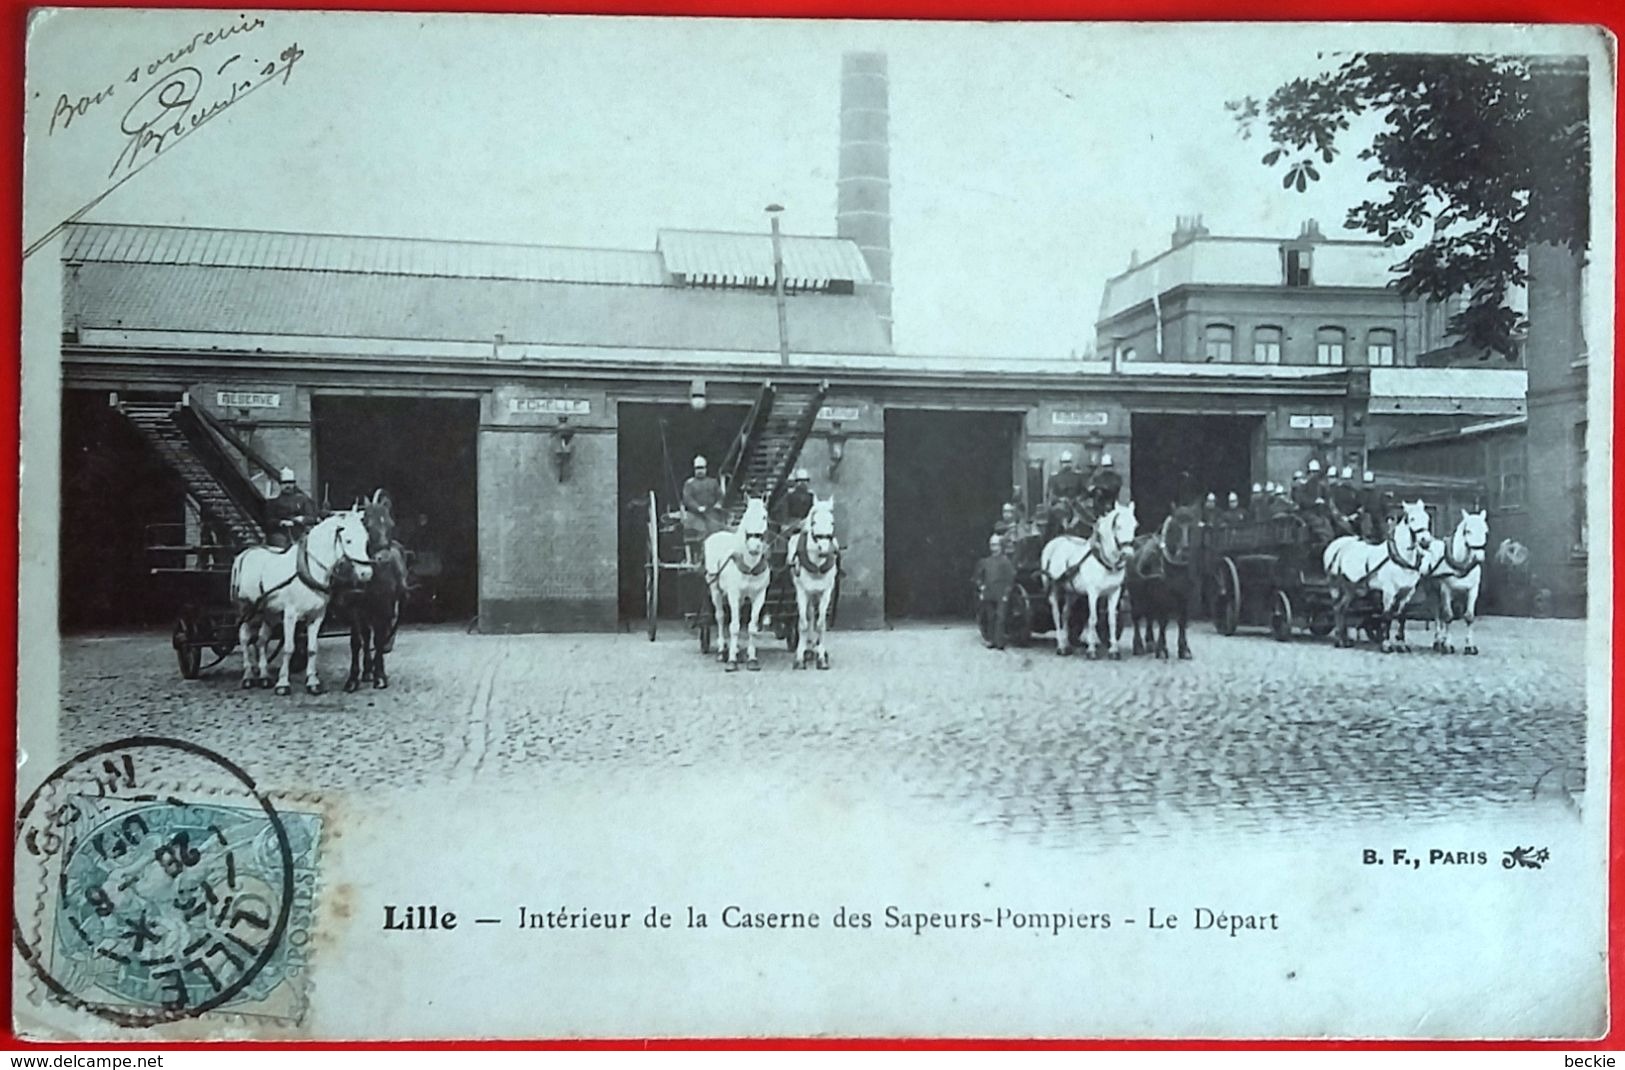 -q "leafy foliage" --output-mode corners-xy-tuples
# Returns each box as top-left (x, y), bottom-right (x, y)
(1228, 54), (1589, 358)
